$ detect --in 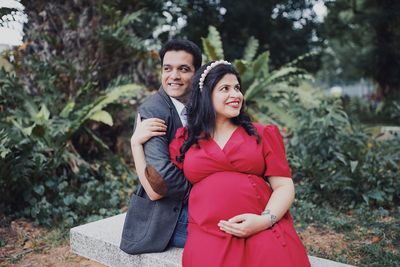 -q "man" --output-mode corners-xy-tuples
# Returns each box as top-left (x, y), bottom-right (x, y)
(120, 39), (202, 254)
